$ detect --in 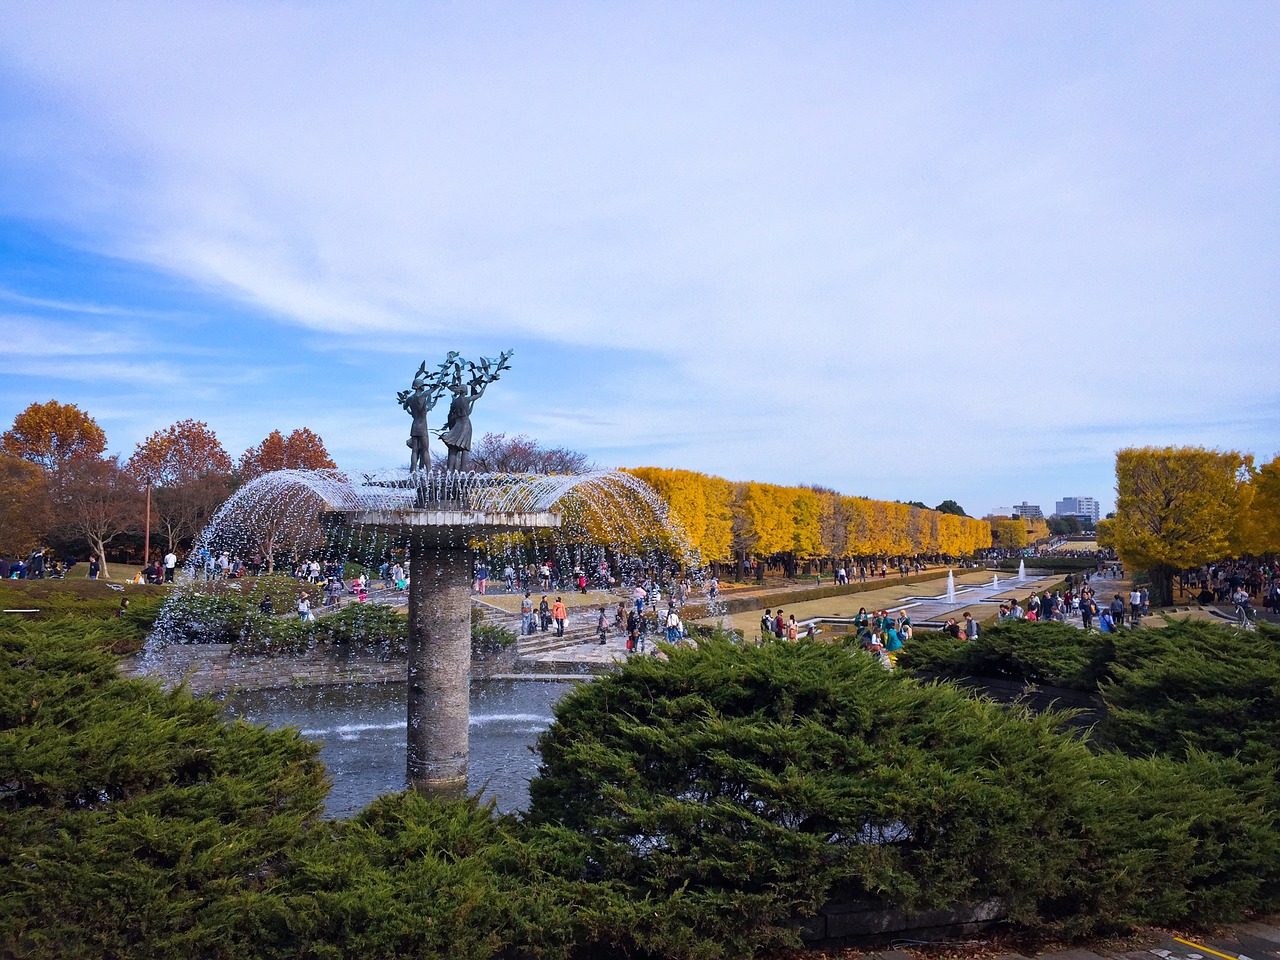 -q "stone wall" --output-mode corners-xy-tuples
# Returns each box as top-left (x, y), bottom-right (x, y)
(801, 897), (1007, 947)
(121, 641), (518, 696)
